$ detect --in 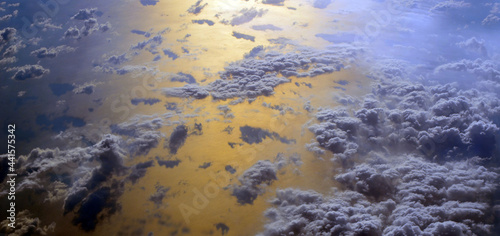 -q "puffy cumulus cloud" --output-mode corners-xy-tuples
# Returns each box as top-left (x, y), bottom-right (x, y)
(231, 154), (302, 205)
(0, 210), (56, 235)
(259, 156), (498, 236)
(232, 160), (277, 204)
(30, 45), (76, 59)
(308, 71), (500, 163)
(71, 8), (97, 20)
(456, 37), (487, 57)
(64, 8), (110, 40)
(434, 59), (500, 80)
(110, 114), (165, 156)
(163, 45), (361, 101)
(7, 64), (50, 80)
(229, 8), (267, 26)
